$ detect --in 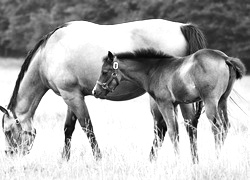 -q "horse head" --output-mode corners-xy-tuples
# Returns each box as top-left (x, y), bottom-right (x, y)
(92, 51), (122, 98)
(0, 106), (36, 156)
